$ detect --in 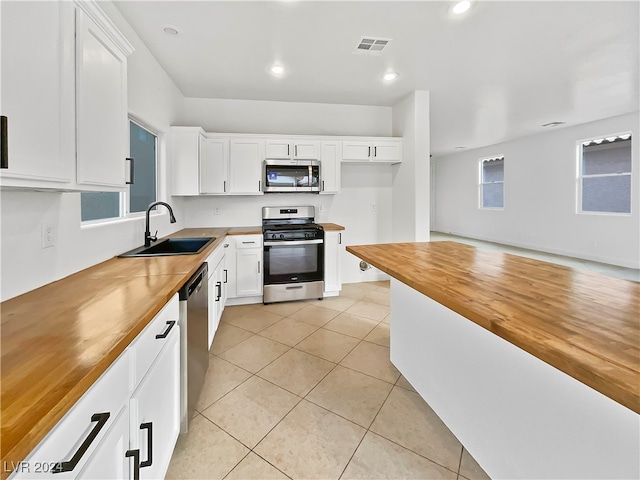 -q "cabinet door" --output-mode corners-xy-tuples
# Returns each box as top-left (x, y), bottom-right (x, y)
(372, 141), (402, 163)
(265, 139), (292, 159)
(200, 138), (229, 194)
(131, 331), (180, 480)
(75, 7), (129, 188)
(320, 142), (341, 194)
(229, 139), (264, 194)
(207, 255), (225, 348)
(324, 231), (343, 294)
(0, 1), (74, 187)
(224, 239), (237, 299)
(236, 248), (263, 296)
(293, 141), (319, 159)
(76, 406), (130, 480)
(171, 128), (203, 196)
(342, 141), (372, 162)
